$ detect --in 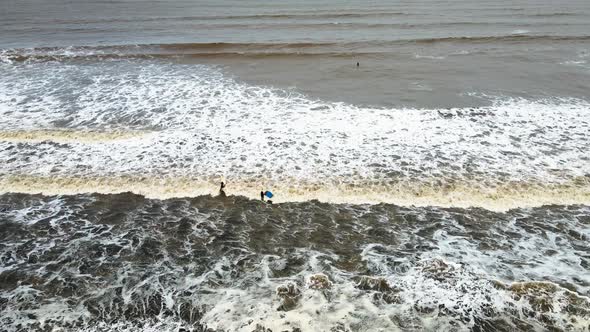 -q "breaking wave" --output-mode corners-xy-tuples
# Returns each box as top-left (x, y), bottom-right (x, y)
(2, 34), (590, 63)
(0, 175), (589, 212)
(0, 59), (589, 209)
